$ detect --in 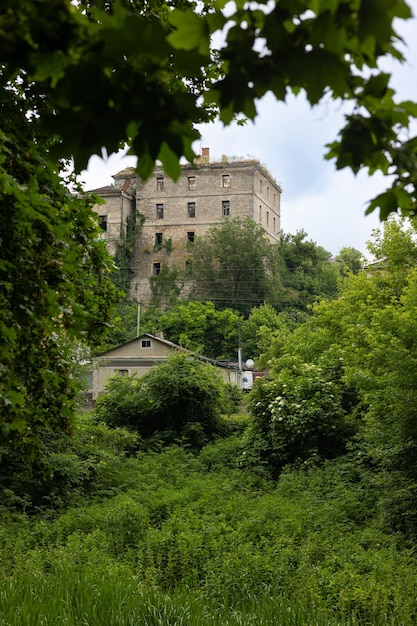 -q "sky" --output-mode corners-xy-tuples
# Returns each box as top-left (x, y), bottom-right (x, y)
(79, 13), (417, 260)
